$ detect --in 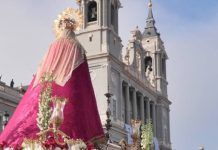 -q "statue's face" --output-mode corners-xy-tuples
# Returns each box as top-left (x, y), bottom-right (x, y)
(59, 19), (75, 30)
(65, 21), (75, 30)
